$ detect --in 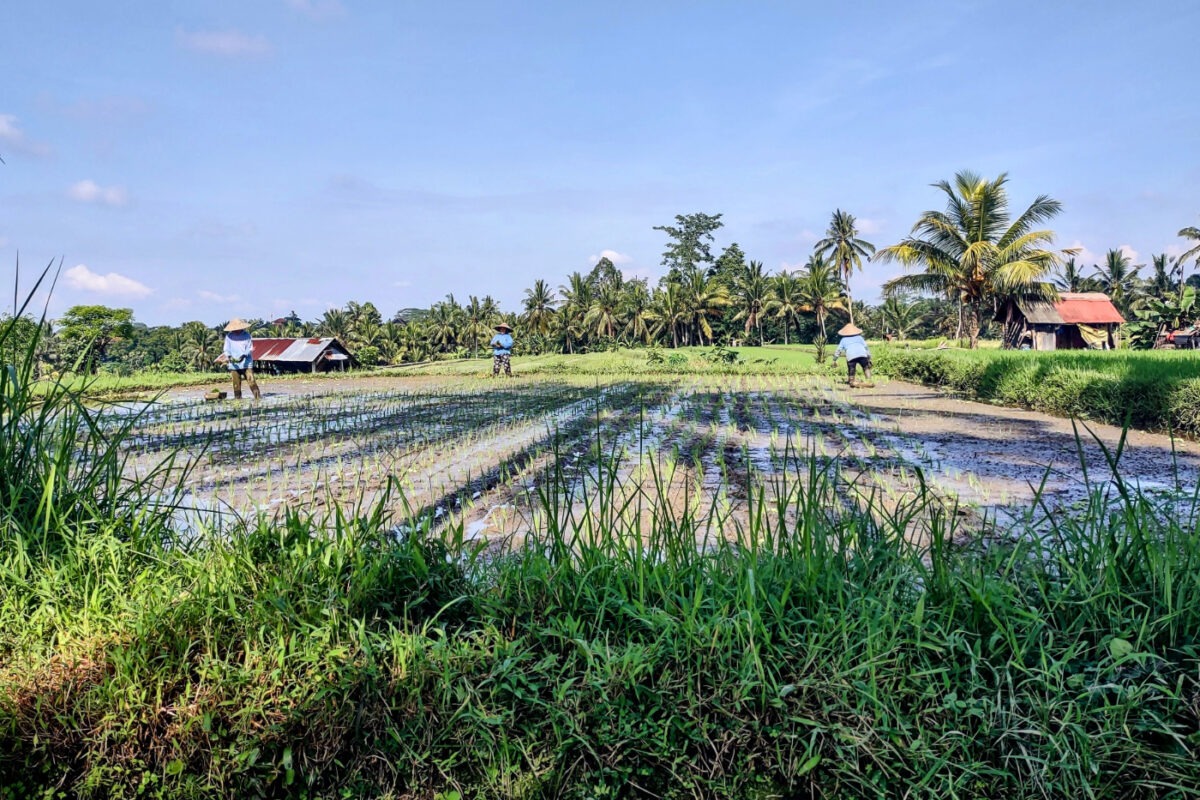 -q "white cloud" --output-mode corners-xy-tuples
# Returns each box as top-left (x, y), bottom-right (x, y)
(64, 265), (152, 298)
(856, 218), (884, 235)
(0, 114), (51, 157)
(199, 290), (241, 303)
(1066, 240), (1101, 267)
(285, 0), (346, 20)
(177, 28), (273, 57)
(68, 179), (128, 206)
(588, 249), (631, 265)
(1117, 244), (1140, 264)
